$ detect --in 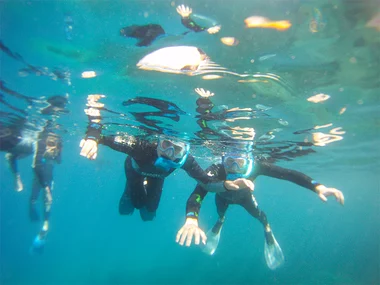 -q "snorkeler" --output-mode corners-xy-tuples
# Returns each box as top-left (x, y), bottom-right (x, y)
(176, 143), (344, 269)
(1, 117), (64, 254)
(79, 95), (253, 221)
(0, 89), (68, 254)
(176, 89), (344, 269)
(29, 124), (63, 254)
(119, 5), (220, 47)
